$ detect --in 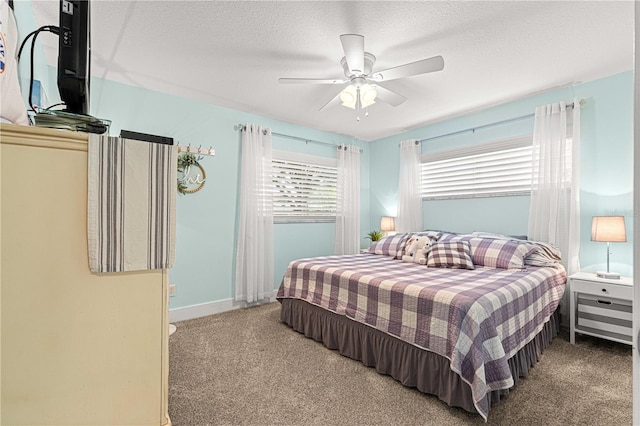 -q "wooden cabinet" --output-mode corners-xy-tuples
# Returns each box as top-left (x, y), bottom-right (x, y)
(0, 124), (170, 425)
